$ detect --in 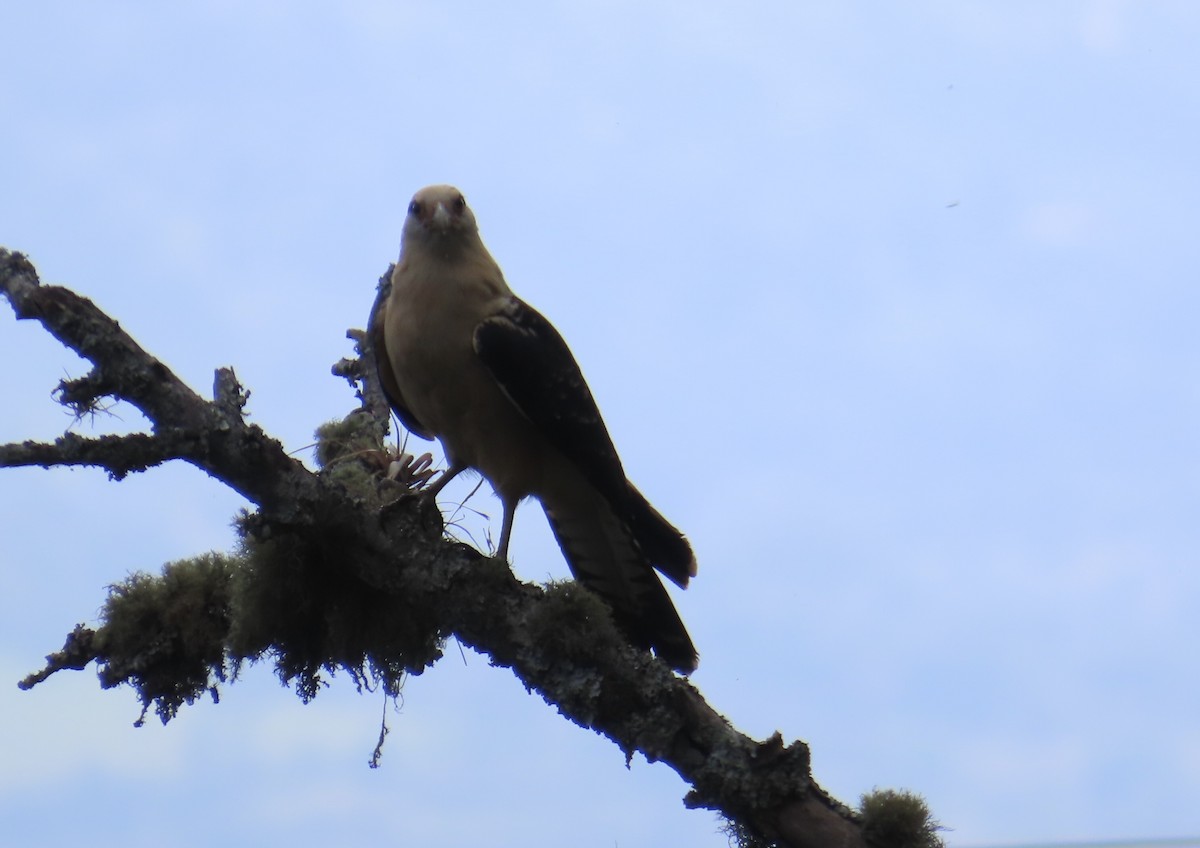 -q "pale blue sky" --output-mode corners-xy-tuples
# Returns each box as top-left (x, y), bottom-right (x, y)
(3, 3), (1199, 846)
